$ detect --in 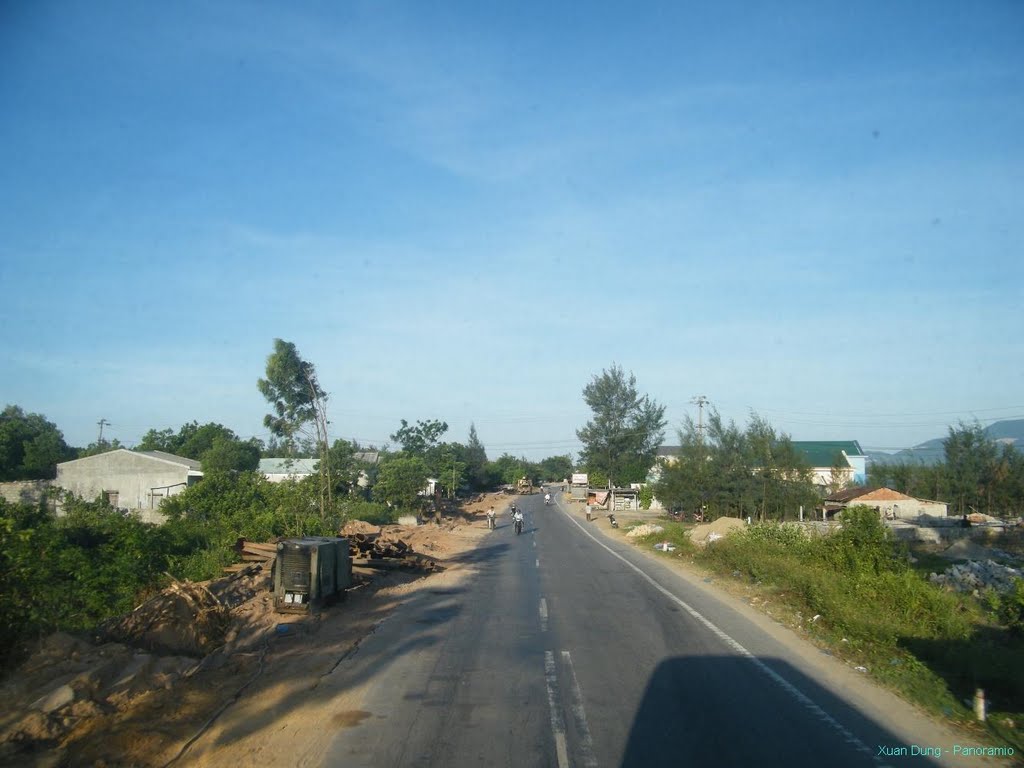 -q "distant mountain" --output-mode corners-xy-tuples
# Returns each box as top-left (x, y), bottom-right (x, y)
(867, 419), (1024, 466)
(986, 419), (1024, 443)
